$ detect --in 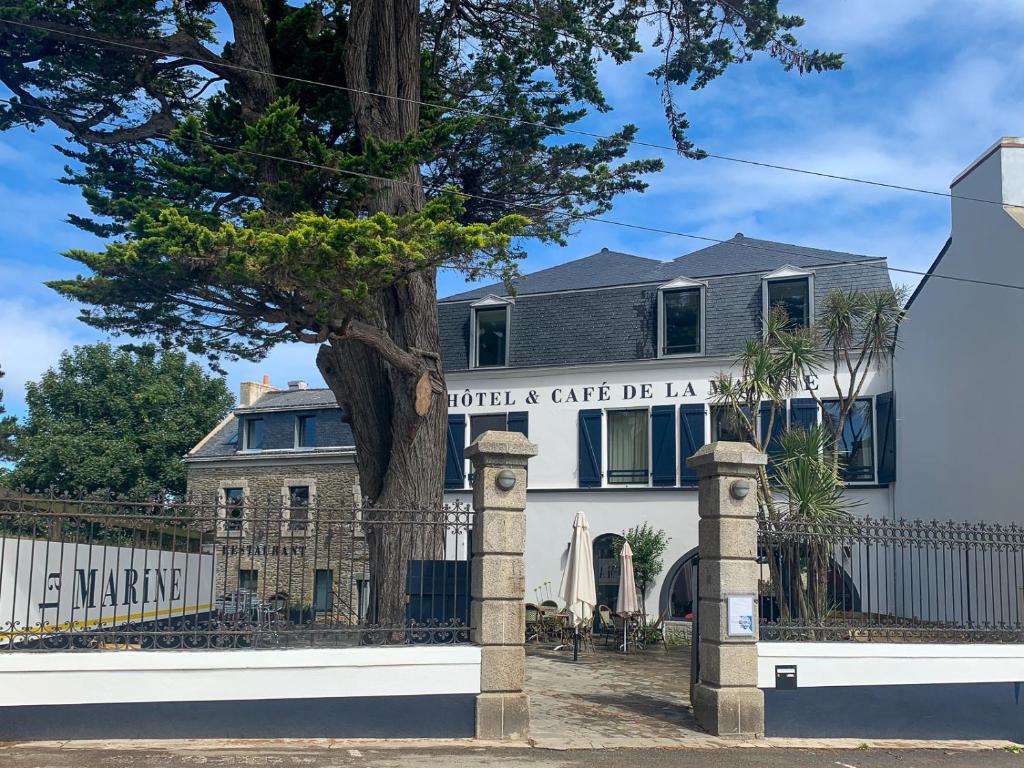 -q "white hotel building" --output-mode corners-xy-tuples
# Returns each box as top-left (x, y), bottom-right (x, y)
(438, 237), (897, 620)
